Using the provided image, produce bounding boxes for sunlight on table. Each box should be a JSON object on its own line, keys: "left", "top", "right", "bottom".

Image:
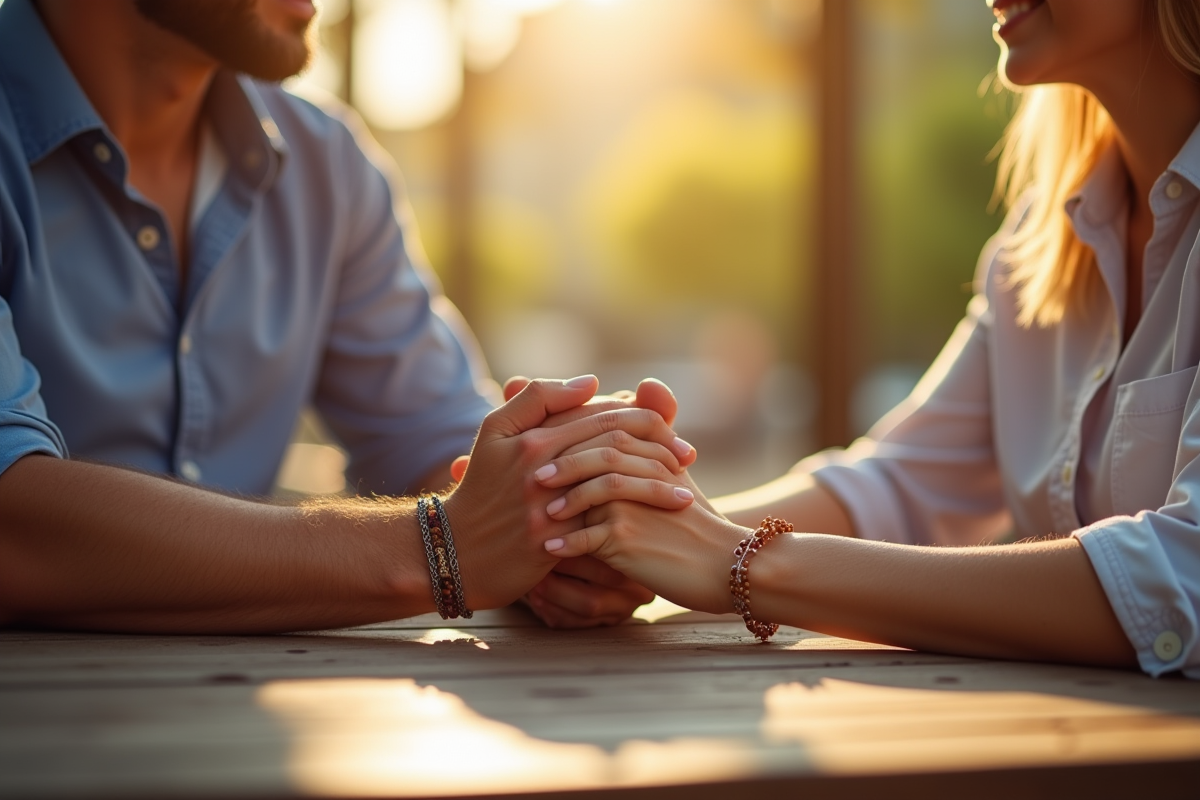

{"left": 761, "top": 678, "right": 1200, "bottom": 774}
{"left": 632, "top": 595, "right": 691, "bottom": 623}
{"left": 257, "top": 679, "right": 768, "bottom": 796}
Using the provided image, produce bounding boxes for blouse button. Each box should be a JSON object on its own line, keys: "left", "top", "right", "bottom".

{"left": 1166, "top": 180, "right": 1184, "bottom": 200}
{"left": 93, "top": 142, "right": 112, "bottom": 164}
{"left": 1061, "top": 463, "right": 1073, "bottom": 485}
{"left": 1092, "top": 365, "right": 1106, "bottom": 381}
{"left": 1153, "top": 631, "right": 1183, "bottom": 661}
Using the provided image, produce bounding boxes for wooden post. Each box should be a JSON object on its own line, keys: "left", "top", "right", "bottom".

{"left": 814, "top": 0, "right": 858, "bottom": 449}
{"left": 444, "top": 67, "right": 477, "bottom": 325}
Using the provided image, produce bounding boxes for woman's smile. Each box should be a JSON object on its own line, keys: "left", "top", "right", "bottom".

{"left": 991, "top": 0, "right": 1047, "bottom": 39}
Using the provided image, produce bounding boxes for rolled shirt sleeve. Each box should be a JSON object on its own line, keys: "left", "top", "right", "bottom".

{"left": 1074, "top": 403, "right": 1200, "bottom": 678}
{"left": 799, "top": 264, "right": 1010, "bottom": 549}
{"left": 0, "top": 295, "right": 67, "bottom": 476}
{"left": 313, "top": 112, "right": 494, "bottom": 496}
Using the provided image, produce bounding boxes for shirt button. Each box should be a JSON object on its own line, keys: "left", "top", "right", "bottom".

{"left": 1153, "top": 630, "right": 1183, "bottom": 661}
{"left": 180, "top": 460, "right": 202, "bottom": 483}
{"left": 1092, "top": 365, "right": 1106, "bottom": 381}
{"left": 93, "top": 142, "right": 112, "bottom": 163}
{"left": 179, "top": 334, "right": 193, "bottom": 356}
{"left": 136, "top": 225, "right": 161, "bottom": 251}
{"left": 1061, "top": 463, "right": 1073, "bottom": 484}
{"left": 1166, "top": 180, "right": 1184, "bottom": 200}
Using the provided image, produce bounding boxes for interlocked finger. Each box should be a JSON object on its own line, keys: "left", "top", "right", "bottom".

{"left": 555, "top": 430, "right": 683, "bottom": 473}
{"left": 528, "top": 571, "right": 649, "bottom": 625}
{"left": 535, "top": 447, "right": 679, "bottom": 490}
{"left": 545, "top": 474, "right": 693, "bottom": 520}
{"left": 544, "top": 408, "right": 691, "bottom": 466}
{"left": 552, "top": 555, "right": 652, "bottom": 599}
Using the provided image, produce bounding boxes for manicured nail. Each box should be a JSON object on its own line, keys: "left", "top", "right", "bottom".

{"left": 672, "top": 437, "right": 693, "bottom": 457}
{"left": 534, "top": 464, "right": 558, "bottom": 482}
{"left": 546, "top": 497, "right": 567, "bottom": 515}
{"left": 544, "top": 538, "right": 566, "bottom": 552}
{"left": 674, "top": 487, "right": 694, "bottom": 501}
{"left": 566, "top": 375, "right": 596, "bottom": 389}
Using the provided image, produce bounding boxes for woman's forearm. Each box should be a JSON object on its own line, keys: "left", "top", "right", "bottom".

{"left": 715, "top": 471, "right": 855, "bottom": 536}
{"left": 752, "top": 533, "right": 1137, "bottom": 668}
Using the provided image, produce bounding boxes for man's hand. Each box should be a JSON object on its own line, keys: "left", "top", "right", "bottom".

{"left": 451, "top": 375, "right": 690, "bottom": 629}
{"left": 525, "top": 556, "right": 655, "bottom": 628}
{"left": 444, "top": 376, "right": 693, "bottom": 611}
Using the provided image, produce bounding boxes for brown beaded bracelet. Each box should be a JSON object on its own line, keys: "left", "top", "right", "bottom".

{"left": 416, "top": 494, "right": 472, "bottom": 619}
{"left": 730, "top": 516, "right": 793, "bottom": 642}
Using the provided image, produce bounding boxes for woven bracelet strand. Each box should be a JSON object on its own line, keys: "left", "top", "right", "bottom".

{"left": 730, "top": 516, "right": 793, "bottom": 642}
{"left": 416, "top": 496, "right": 452, "bottom": 618}
{"left": 431, "top": 495, "right": 472, "bottom": 619}
{"left": 417, "top": 495, "right": 469, "bottom": 619}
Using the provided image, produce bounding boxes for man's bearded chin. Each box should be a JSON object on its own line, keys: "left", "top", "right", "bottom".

{"left": 134, "top": 0, "right": 313, "bottom": 82}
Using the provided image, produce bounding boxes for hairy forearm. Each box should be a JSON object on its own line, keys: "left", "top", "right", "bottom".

{"left": 715, "top": 471, "right": 855, "bottom": 536}
{"left": 0, "top": 455, "right": 432, "bottom": 634}
{"left": 753, "top": 533, "right": 1136, "bottom": 668}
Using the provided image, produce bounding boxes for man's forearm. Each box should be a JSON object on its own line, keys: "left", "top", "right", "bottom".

{"left": 0, "top": 455, "right": 432, "bottom": 633}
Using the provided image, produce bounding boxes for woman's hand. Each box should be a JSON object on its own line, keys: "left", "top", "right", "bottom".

{"left": 443, "top": 376, "right": 693, "bottom": 611}
{"left": 544, "top": 492, "right": 751, "bottom": 616}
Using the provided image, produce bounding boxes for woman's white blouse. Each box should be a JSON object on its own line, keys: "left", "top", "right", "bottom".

{"left": 804, "top": 132, "right": 1200, "bottom": 679}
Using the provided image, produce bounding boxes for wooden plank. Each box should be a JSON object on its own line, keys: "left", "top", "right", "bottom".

{"left": 0, "top": 623, "right": 944, "bottom": 691}
{"left": 3, "top": 661, "right": 1200, "bottom": 798}
{"left": 4, "top": 617, "right": 1200, "bottom": 799}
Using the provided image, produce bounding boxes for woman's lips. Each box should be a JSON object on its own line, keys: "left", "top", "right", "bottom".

{"left": 992, "top": 0, "right": 1046, "bottom": 38}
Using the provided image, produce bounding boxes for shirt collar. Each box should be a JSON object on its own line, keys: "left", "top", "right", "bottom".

{"left": 207, "top": 73, "right": 289, "bottom": 192}
{"left": 0, "top": 0, "right": 105, "bottom": 165}
{"left": 1166, "top": 118, "right": 1200, "bottom": 192}
{"left": 0, "top": 0, "right": 288, "bottom": 188}
{"left": 1065, "top": 142, "right": 1129, "bottom": 230}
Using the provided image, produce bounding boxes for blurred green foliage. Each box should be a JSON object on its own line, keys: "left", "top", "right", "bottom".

{"left": 582, "top": 90, "right": 811, "bottom": 357}
{"left": 864, "top": 70, "right": 1011, "bottom": 365}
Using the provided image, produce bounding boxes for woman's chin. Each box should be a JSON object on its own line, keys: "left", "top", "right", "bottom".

{"left": 999, "top": 52, "right": 1051, "bottom": 88}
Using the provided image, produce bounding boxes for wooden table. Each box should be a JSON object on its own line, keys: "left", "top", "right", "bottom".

{"left": 4, "top": 600, "right": 1200, "bottom": 799}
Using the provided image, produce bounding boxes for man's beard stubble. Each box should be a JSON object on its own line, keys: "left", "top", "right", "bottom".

{"left": 134, "top": 0, "right": 313, "bottom": 82}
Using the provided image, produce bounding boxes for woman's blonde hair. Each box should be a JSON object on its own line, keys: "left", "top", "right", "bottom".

{"left": 995, "top": 0, "right": 1200, "bottom": 328}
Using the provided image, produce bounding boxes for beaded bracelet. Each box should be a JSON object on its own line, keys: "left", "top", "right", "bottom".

{"left": 730, "top": 516, "right": 793, "bottom": 642}
{"left": 416, "top": 494, "right": 472, "bottom": 619}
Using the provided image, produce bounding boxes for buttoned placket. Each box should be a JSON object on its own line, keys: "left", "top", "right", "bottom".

{"left": 170, "top": 92, "right": 284, "bottom": 486}
{"left": 1046, "top": 201, "right": 1123, "bottom": 533}
{"left": 80, "top": 129, "right": 214, "bottom": 484}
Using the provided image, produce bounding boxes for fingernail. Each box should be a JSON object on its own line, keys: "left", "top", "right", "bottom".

{"left": 546, "top": 497, "right": 567, "bottom": 515}
{"left": 672, "top": 437, "right": 693, "bottom": 456}
{"left": 534, "top": 464, "right": 558, "bottom": 482}
{"left": 566, "top": 375, "right": 596, "bottom": 389}
{"left": 674, "top": 487, "right": 694, "bottom": 502}
{"left": 544, "top": 538, "right": 566, "bottom": 552}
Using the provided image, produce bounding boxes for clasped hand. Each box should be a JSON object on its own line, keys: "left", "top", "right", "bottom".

{"left": 441, "top": 374, "right": 700, "bottom": 623}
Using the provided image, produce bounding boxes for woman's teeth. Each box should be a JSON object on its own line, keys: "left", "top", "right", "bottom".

{"left": 995, "top": 1, "right": 1039, "bottom": 26}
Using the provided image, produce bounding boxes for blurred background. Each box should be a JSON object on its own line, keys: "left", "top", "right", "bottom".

{"left": 277, "top": 0, "right": 1013, "bottom": 498}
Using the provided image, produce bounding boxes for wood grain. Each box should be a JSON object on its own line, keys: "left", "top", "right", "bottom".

{"left": 3, "top": 610, "right": 1199, "bottom": 799}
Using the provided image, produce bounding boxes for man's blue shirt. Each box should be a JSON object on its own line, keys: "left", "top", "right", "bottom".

{"left": 0, "top": 0, "right": 492, "bottom": 495}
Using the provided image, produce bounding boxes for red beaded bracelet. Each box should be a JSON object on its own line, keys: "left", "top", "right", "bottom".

{"left": 730, "top": 516, "right": 793, "bottom": 642}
